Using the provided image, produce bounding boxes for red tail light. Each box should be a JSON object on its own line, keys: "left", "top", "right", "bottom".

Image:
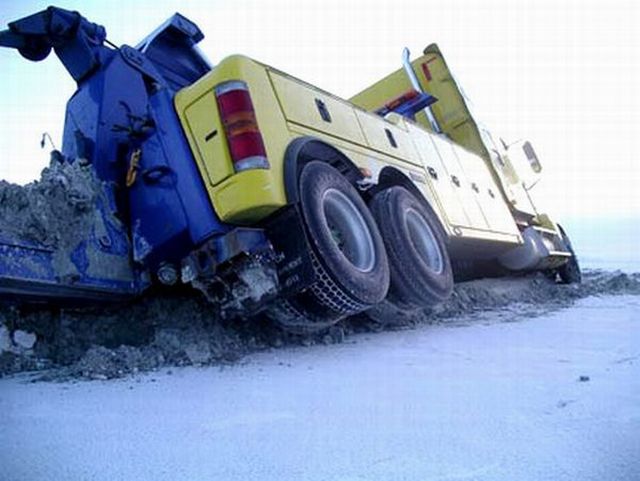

{"left": 215, "top": 80, "right": 269, "bottom": 172}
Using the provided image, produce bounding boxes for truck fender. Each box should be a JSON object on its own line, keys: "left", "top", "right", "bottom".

{"left": 283, "top": 136, "right": 363, "bottom": 203}
{"left": 371, "top": 166, "right": 442, "bottom": 222}
{"left": 369, "top": 165, "right": 453, "bottom": 254}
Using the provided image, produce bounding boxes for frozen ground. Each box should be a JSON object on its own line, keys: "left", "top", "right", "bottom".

{"left": 1, "top": 294, "right": 639, "bottom": 481}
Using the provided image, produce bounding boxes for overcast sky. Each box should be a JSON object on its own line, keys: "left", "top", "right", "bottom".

{"left": 1, "top": 0, "right": 638, "bottom": 221}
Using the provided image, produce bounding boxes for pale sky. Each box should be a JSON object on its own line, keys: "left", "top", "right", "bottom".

{"left": 1, "top": 0, "right": 638, "bottom": 221}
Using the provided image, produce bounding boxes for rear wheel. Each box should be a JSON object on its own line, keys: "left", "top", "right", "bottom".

{"left": 267, "top": 161, "right": 389, "bottom": 333}
{"left": 369, "top": 186, "right": 453, "bottom": 313}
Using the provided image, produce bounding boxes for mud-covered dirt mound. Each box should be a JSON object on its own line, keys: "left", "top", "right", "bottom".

{"left": 1, "top": 270, "right": 639, "bottom": 380}
{"left": 0, "top": 157, "right": 100, "bottom": 247}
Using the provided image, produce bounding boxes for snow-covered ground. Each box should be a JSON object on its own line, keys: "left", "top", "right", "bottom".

{"left": 1, "top": 295, "right": 638, "bottom": 481}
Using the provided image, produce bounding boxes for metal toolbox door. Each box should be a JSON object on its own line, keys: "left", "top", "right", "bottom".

{"left": 453, "top": 145, "right": 519, "bottom": 235}
{"left": 431, "top": 135, "right": 489, "bottom": 230}
{"left": 269, "top": 71, "right": 366, "bottom": 144}
{"left": 355, "top": 110, "right": 421, "bottom": 165}
{"left": 408, "top": 124, "right": 469, "bottom": 227}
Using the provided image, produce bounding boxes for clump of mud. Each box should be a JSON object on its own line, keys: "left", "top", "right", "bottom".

{"left": 0, "top": 157, "right": 98, "bottom": 245}
{"left": 1, "top": 270, "right": 639, "bottom": 380}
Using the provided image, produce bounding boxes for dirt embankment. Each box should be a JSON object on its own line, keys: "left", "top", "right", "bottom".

{"left": 1, "top": 269, "right": 639, "bottom": 381}
{"left": 0, "top": 158, "right": 105, "bottom": 270}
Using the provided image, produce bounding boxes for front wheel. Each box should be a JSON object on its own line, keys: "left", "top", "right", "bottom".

{"left": 557, "top": 225, "right": 581, "bottom": 284}
{"left": 266, "top": 161, "right": 390, "bottom": 333}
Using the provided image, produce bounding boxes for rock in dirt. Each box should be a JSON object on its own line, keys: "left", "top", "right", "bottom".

{"left": 0, "top": 324, "right": 12, "bottom": 353}
{"left": 12, "top": 330, "right": 36, "bottom": 350}
{"left": 72, "top": 345, "right": 162, "bottom": 380}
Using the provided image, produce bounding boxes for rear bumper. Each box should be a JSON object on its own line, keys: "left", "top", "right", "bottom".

{"left": 181, "top": 205, "right": 316, "bottom": 318}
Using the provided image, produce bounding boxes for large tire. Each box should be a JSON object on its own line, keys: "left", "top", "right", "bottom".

{"left": 267, "top": 161, "right": 390, "bottom": 333}
{"left": 369, "top": 186, "right": 453, "bottom": 310}
{"left": 557, "top": 225, "right": 581, "bottom": 284}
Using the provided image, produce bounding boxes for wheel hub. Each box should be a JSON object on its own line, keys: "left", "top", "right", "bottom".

{"left": 322, "top": 188, "right": 376, "bottom": 273}
{"left": 406, "top": 208, "right": 444, "bottom": 274}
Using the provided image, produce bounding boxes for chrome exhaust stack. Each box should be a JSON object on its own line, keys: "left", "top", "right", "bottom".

{"left": 401, "top": 47, "right": 441, "bottom": 133}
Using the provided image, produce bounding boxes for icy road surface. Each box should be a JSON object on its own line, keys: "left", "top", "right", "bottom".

{"left": 1, "top": 295, "right": 639, "bottom": 481}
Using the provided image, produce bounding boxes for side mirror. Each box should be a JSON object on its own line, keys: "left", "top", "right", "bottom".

{"left": 522, "top": 141, "right": 542, "bottom": 173}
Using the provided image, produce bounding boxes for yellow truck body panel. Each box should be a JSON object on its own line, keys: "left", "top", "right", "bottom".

{"left": 350, "top": 44, "right": 487, "bottom": 160}
{"left": 175, "top": 55, "right": 290, "bottom": 224}
{"left": 175, "top": 53, "right": 525, "bottom": 252}
{"left": 350, "top": 44, "right": 554, "bottom": 223}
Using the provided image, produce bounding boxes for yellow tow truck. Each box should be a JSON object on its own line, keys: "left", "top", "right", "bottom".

{"left": 0, "top": 8, "right": 580, "bottom": 332}
{"left": 175, "top": 43, "right": 580, "bottom": 328}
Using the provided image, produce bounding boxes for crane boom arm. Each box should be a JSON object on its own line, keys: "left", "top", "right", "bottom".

{"left": 0, "top": 6, "right": 106, "bottom": 82}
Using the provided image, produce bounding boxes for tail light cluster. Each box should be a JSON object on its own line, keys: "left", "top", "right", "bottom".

{"left": 214, "top": 80, "right": 269, "bottom": 172}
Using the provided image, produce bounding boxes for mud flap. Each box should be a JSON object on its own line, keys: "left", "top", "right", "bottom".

{"left": 264, "top": 205, "right": 316, "bottom": 297}
{"left": 181, "top": 211, "right": 315, "bottom": 318}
